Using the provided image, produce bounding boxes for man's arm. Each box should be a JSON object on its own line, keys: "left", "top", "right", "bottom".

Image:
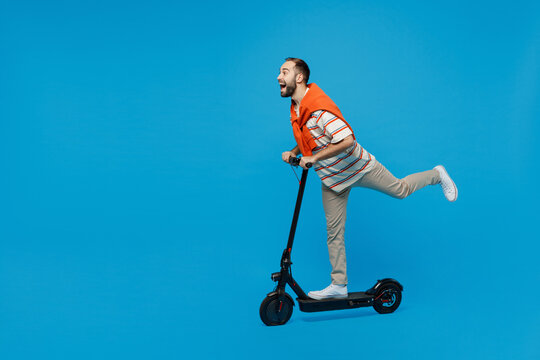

{"left": 282, "top": 145, "right": 300, "bottom": 163}
{"left": 299, "top": 135, "right": 354, "bottom": 169}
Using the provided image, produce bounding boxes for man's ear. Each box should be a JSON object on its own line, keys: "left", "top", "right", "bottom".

{"left": 296, "top": 72, "right": 303, "bottom": 84}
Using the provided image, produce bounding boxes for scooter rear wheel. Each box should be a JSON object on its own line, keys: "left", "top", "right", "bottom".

{"left": 373, "top": 283, "right": 402, "bottom": 314}
{"left": 259, "top": 293, "right": 294, "bottom": 326}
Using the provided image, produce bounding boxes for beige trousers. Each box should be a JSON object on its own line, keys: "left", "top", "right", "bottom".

{"left": 321, "top": 159, "right": 440, "bottom": 285}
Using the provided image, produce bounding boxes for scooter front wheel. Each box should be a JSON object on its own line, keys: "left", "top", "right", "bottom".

{"left": 259, "top": 293, "right": 294, "bottom": 326}
{"left": 373, "top": 283, "right": 402, "bottom": 314}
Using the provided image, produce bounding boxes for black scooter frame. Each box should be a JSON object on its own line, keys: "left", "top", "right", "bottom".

{"left": 271, "top": 167, "right": 310, "bottom": 300}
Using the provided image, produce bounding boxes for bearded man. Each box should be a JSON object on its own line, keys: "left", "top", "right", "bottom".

{"left": 277, "top": 57, "right": 457, "bottom": 300}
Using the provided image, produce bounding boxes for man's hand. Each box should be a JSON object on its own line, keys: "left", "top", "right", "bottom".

{"left": 282, "top": 151, "right": 296, "bottom": 164}
{"left": 300, "top": 155, "right": 317, "bottom": 169}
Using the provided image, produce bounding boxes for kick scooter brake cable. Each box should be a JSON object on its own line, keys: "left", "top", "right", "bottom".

{"left": 290, "top": 164, "right": 301, "bottom": 184}
{"left": 288, "top": 156, "right": 312, "bottom": 184}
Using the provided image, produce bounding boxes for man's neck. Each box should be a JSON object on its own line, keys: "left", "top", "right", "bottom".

{"left": 292, "top": 83, "right": 308, "bottom": 107}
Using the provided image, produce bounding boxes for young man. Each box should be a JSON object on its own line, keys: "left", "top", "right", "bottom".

{"left": 277, "top": 57, "right": 457, "bottom": 300}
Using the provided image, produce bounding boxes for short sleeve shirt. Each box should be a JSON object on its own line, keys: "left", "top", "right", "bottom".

{"left": 306, "top": 110, "right": 375, "bottom": 192}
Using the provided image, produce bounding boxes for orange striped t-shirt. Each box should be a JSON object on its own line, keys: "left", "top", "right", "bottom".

{"left": 307, "top": 110, "right": 375, "bottom": 192}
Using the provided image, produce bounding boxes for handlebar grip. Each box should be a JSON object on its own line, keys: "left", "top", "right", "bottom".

{"left": 289, "top": 156, "right": 312, "bottom": 168}
{"left": 289, "top": 156, "right": 301, "bottom": 166}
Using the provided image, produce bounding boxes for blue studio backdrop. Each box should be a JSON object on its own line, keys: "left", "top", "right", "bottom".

{"left": 1, "top": 1, "right": 539, "bottom": 359}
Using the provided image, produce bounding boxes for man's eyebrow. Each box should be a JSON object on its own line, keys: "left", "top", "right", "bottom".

{"left": 280, "top": 67, "right": 289, "bottom": 72}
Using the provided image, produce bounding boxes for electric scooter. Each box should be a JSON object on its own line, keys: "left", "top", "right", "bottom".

{"left": 259, "top": 156, "right": 403, "bottom": 326}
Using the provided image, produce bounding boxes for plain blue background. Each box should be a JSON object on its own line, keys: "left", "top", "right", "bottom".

{"left": 1, "top": 0, "right": 539, "bottom": 359}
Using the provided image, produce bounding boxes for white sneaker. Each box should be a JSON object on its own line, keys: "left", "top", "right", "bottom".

{"left": 434, "top": 165, "right": 458, "bottom": 202}
{"left": 308, "top": 284, "right": 348, "bottom": 300}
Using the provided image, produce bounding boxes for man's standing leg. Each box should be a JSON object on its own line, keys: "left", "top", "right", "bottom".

{"left": 321, "top": 184, "right": 351, "bottom": 285}
{"left": 307, "top": 184, "right": 351, "bottom": 299}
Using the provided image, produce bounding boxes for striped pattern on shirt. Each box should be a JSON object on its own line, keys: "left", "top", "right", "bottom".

{"left": 306, "top": 110, "right": 375, "bottom": 192}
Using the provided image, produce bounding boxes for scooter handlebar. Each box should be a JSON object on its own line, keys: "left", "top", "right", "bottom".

{"left": 289, "top": 156, "right": 312, "bottom": 168}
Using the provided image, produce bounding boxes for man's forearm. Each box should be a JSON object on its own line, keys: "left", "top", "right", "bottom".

{"left": 290, "top": 145, "right": 300, "bottom": 156}
{"left": 313, "top": 135, "right": 354, "bottom": 162}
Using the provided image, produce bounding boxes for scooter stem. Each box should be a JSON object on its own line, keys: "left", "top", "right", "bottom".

{"left": 286, "top": 168, "right": 309, "bottom": 252}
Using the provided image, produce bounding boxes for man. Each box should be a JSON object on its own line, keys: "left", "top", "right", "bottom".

{"left": 277, "top": 57, "right": 457, "bottom": 300}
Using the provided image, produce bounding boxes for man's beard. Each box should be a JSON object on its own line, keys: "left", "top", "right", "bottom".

{"left": 281, "top": 82, "right": 296, "bottom": 97}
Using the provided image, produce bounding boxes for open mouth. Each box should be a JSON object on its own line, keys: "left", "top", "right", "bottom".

{"left": 279, "top": 83, "right": 286, "bottom": 90}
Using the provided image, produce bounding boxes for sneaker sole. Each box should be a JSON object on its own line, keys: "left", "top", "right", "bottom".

{"left": 436, "top": 165, "right": 458, "bottom": 202}
{"left": 307, "top": 293, "right": 348, "bottom": 300}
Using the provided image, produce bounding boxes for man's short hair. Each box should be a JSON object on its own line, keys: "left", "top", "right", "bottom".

{"left": 285, "top": 57, "right": 310, "bottom": 84}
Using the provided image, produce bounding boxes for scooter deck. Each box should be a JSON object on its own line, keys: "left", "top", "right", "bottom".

{"left": 297, "top": 291, "right": 373, "bottom": 313}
